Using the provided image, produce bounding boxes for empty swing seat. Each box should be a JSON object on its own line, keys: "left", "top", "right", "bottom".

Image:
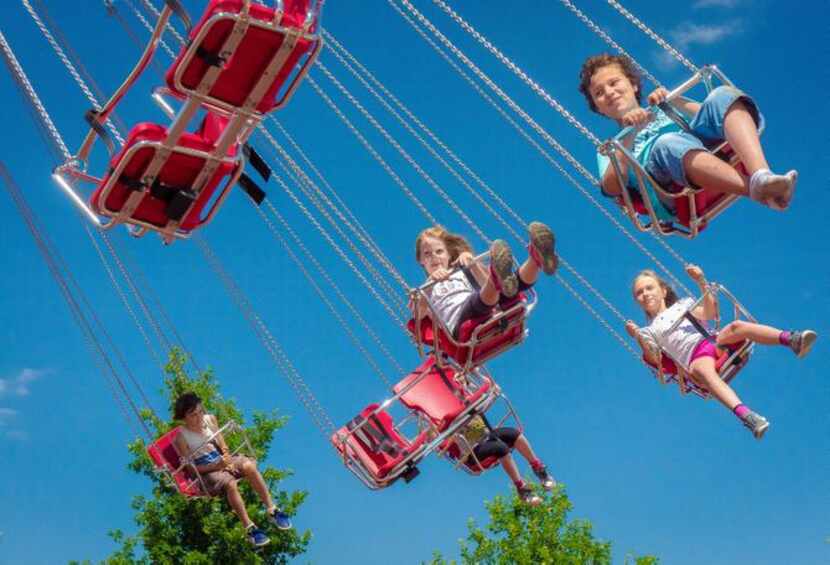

{"left": 331, "top": 404, "right": 428, "bottom": 487}
{"left": 90, "top": 112, "right": 241, "bottom": 234}
{"left": 165, "top": 0, "right": 321, "bottom": 115}
{"left": 393, "top": 357, "right": 493, "bottom": 432}
{"left": 147, "top": 428, "right": 204, "bottom": 497}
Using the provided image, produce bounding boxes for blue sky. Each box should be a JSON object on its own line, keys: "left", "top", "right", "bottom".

{"left": 1, "top": 1, "right": 828, "bottom": 564}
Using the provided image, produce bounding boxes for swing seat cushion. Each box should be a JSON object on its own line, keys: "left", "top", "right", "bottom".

{"left": 645, "top": 340, "right": 750, "bottom": 377}
{"left": 442, "top": 440, "right": 501, "bottom": 474}
{"left": 393, "top": 357, "right": 492, "bottom": 432}
{"left": 90, "top": 114, "right": 238, "bottom": 231}
{"left": 147, "top": 428, "right": 203, "bottom": 497}
{"left": 165, "top": 0, "right": 318, "bottom": 114}
{"left": 331, "top": 404, "right": 426, "bottom": 480}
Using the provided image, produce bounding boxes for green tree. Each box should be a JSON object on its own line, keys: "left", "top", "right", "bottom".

{"left": 72, "top": 349, "right": 310, "bottom": 564}
{"left": 427, "top": 487, "right": 657, "bottom": 565}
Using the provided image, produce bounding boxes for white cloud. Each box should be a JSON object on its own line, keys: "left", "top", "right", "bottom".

{"left": 0, "top": 368, "right": 50, "bottom": 397}
{"left": 654, "top": 21, "right": 742, "bottom": 70}
{"left": 694, "top": 0, "right": 740, "bottom": 8}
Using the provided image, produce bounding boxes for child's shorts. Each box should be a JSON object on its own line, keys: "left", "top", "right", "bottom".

{"left": 200, "top": 455, "right": 254, "bottom": 496}
{"left": 689, "top": 337, "right": 718, "bottom": 364}
{"left": 645, "top": 86, "right": 765, "bottom": 190}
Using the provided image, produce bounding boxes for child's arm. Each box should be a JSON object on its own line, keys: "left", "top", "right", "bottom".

{"left": 686, "top": 264, "right": 717, "bottom": 321}
{"left": 626, "top": 320, "right": 660, "bottom": 365}
{"left": 408, "top": 292, "right": 431, "bottom": 320}
{"left": 600, "top": 133, "right": 637, "bottom": 196}
{"left": 648, "top": 88, "right": 701, "bottom": 118}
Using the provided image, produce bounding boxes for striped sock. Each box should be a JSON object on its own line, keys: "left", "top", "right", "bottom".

{"left": 779, "top": 330, "right": 791, "bottom": 346}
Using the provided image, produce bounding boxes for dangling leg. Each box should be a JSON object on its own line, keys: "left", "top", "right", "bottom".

{"left": 513, "top": 433, "right": 556, "bottom": 490}
{"left": 689, "top": 356, "right": 769, "bottom": 439}
{"left": 225, "top": 480, "right": 255, "bottom": 528}
{"left": 475, "top": 436, "right": 540, "bottom": 505}
{"left": 717, "top": 320, "right": 817, "bottom": 358}
{"left": 239, "top": 458, "right": 292, "bottom": 530}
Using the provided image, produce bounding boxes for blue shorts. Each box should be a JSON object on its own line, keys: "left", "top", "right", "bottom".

{"left": 645, "top": 86, "right": 765, "bottom": 190}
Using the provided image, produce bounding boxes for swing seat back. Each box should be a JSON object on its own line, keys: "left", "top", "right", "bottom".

{"left": 90, "top": 113, "right": 241, "bottom": 234}
{"left": 147, "top": 428, "right": 204, "bottom": 497}
{"left": 165, "top": 0, "right": 321, "bottom": 115}
{"left": 393, "top": 357, "right": 492, "bottom": 432}
{"left": 331, "top": 404, "right": 427, "bottom": 484}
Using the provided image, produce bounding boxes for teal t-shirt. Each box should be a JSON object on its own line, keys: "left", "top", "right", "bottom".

{"left": 596, "top": 109, "right": 680, "bottom": 217}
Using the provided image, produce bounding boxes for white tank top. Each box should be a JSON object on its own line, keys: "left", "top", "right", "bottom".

{"left": 427, "top": 269, "right": 476, "bottom": 334}
{"left": 178, "top": 415, "right": 218, "bottom": 459}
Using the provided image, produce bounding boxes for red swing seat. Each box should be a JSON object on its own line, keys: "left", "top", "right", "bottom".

{"left": 407, "top": 294, "right": 530, "bottom": 369}
{"left": 147, "top": 428, "right": 205, "bottom": 497}
{"left": 441, "top": 439, "right": 501, "bottom": 475}
{"left": 165, "top": 0, "right": 321, "bottom": 116}
{"left": 644, "top": 339, "right": 751, "bottom": 398}
{"left": 89, "top": 112, "right": 242, "bottom": 235}
{"left": 331, "top": 404, "right": 429, "bottom": 489}
{"left": 392, "top": 356, "right": 494, "bottom": 433}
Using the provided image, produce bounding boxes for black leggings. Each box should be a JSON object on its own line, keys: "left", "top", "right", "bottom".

{"left": 470, "top": 427, "right": 520, "bottom": 462}
{"left": 453, "top": 273, "right": 533, "bottom": 339}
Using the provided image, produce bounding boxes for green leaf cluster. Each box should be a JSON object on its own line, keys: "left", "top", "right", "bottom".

{"left": 427, "top": 486, "right": 657, "bottom": 565}
{"left": 71, "top": 349, "right": 310, "bottom": 564}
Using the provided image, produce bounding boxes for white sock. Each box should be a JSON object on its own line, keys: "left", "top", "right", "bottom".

{"left": 748, "top": 168, "right": 772, "bottom": 200}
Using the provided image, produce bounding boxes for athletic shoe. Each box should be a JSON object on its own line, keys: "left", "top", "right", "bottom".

{"left": 532, "top": 465, "right": 556, "bottom": 491}
{"left": 741, "top": 411, "right": 770, "bottom": 440}
{"left": 516, "top": 484, "right": 542, "bottom": 506}
{"left": 270, "top": 508, "right": 293, "bottom": 530}
{"left": 247, "top": 527, "right": 270, "bottom": 547}
{"left": 489, "top": 239, "right": 518, "bottom": 297}
{"left": 750, "top": 169, "right": 797, "bottom": 211}
{"left": 528, "top": 222, "right": 558, "bottom": 275}
{"left": 789, "top": 329, "right": 817, "bottom": 359}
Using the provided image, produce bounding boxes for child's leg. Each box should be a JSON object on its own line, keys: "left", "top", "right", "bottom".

{"left": 716, "top": 320, "right": 783, "bottom": 346}
{"left": 239, "top": 458, "right": 276, "bottom": 513}
{"left": 682, "top": 149, "right": 749, "bottom": 196}
{"left": 225, "top": 480, "right": 255, "bottom": 528}
{"left": 723, "top": 100, "right": 768, "bottom": 175}
{"left": 483, "top": 240, "right": 518, "bottom": 301}
{"left": 498, "top": 453, "right": 523, "bottom": 484}
{"left": 512, "top": 433, "right": 542, "bottom": 467}
{"left": 689, "top": 356, "right": 743, "bottom": 411}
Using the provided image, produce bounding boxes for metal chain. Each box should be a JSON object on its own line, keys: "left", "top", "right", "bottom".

{"left": 606, "top": 0, "right": 698, "bottom": 74}
{"left": 22, "top": 0, "right": 125, "bottom": 146}
{"left": 257, "top": 202, "right": 402, "bottom": 386}
{"left": 557, "top": 0, "right": 662, "bottom": 88}
{"left": 119, "top": 0, "right": 179, "bottom": 60}
{"left": 425, "top": 0, "right": 602, "bottom": 146}
{"left": 195, "top": 235, "right": 336, "bottom": 436}
{"left": 256, "top": 124, "right": 410, "bottom": 313}
{"left": 315, "top": 62, "right": 490, "bottom": 247}
{"left": 390, "top": 0, "right": 693, "bottom": 297}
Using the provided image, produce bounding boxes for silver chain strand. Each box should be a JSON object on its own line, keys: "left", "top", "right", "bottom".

{"left": 557, "top": 0, "right": 662, "bottom": 88}
{"left": 606, "top": 0, "right": 698, "bottom": 74}
{"left": 427, "top": 0, "right": 602, "bottom": 146}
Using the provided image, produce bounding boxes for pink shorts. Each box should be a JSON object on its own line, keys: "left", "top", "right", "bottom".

{"left": 689, "top": 338, "right": 718, "bottom": 363}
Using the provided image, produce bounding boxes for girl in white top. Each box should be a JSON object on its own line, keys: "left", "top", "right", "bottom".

{"left": 411, "top": 222, "right": 558, "bottom": 338}
{"left": 172, "top": 392, "right": 292, "bottom": 547}
{"left": 625, "top": 265, "right": 817, "bottom": 439}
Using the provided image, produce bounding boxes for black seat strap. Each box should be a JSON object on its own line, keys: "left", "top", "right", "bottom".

{"left": 196, "top": 46, "right": 224, "bottom": 67}
{"left": 683, "top": 312, "right": 715, "bottom": 342}
{"left": 243, "top": 144, "right": 272, "bottom": 182}
{"left": 238, "top": 173, "right": 266, "bottom": 205}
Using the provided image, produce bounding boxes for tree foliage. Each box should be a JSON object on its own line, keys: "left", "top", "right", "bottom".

{"left": 427, "top": 486, "right": 657, "bottom": 565}
{"left": 72, "top": 349, "right": 310, "bottom": 565}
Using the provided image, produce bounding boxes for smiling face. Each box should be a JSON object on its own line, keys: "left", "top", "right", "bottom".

{"left": 589, "top": 63, "right": 641, "bottom": 122}
{"left": 183, "top": 403, "right": 205, "bottom": 430}
{"left": 418, "top": 235, "right": 450, "bottom": 276}
{"left": 633, "top": 274, "right": 668, "bottom": 317}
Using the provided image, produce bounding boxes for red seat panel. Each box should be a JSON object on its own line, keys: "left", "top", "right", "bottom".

{"left": 90, "top": 119, "right": 237, "bottom": 230}
{"left": 394, "top": 358, "right": 465, "bottom": 432}
{"left": 165, "top": 0, "right": 317, "bottom": 114}
{"left": 147, "top": 428, "right": 203, "bottom": 497}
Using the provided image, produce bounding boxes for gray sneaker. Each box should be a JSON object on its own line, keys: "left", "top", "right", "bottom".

{"left": 789, "top": 329, "right": 817, "bottom": 359}
{"left": 516, "top": 484, "right": 542, "bottom": 506}
{"left": 528, "top": 221, "right": 558, "bottom": 275}
{"left": 489, "top": 239, "right": 518, "bottom": 297}
{"left": 532, "top": 465, "right": 556, "bottom": 491}
{"left": 741, "top": 411, "right": 770, "bottom": 440}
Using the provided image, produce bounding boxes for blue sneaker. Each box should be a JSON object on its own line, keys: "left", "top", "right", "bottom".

{"left": 270, "top": 508, "right": 293, "bottom": 530}
{"left": 247, "top": 526, "right": 270, "bottom": 547}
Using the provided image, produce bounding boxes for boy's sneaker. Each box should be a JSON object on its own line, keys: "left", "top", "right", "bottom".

{"left": 528, "top": 222, "right": 558, "bottom": 275}
{"left": 741, "top": 411, "right": 770, "bottom": 440}
{"left": 532, "top": 465, "right": 557, "bottom": 491}
{"left": 247, "top": 526, "right": 270, "bottom": 547}
{"left": 269, "top": 508, "right": 293, "bottom": 530}
{"left": 749, "top": 169, "right": 797, "bottom": 211}
{"left": 789, "top": 329, "right": 817, "bottom": 359}
{"left": 489, "top": 239, "right": 518, "bottom": 297}
{"left": 516, "top": 484, "right": 542, "bottom": 506}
